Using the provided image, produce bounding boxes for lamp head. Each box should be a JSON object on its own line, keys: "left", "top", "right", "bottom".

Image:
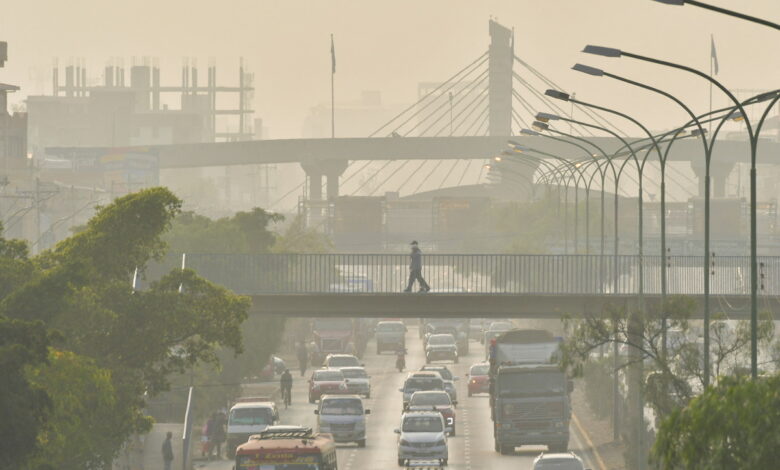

{"left": 652, "top": 0, "right": 685, "bottom": 5}
{"left": 520, "top": 128, "right": 540, "bottom": 136}
{"left": 535, "top": 112, "right": 560, "bottom": 122}
{"left": 494, "top": 156, "right": 502, "bottom": 162}
{"left": 572, "top": 63, "right": 605, "bottom": 77}
{"left": 729, "top": 111, "right": 744, "bottom": 122}
{"left": 501, "top": 150, "right": 514, "bottom": 156}
{"left": 532, "top": 121, "right": 550, "bottom": 131}
{"left": 582, "top": 45, "right": 622, "bottom": 57}
{"left": 545, "top": 89, "right": 571, "bottom": 101}
{"left": 691, "top": 128, "right": 708, "bottom": 137}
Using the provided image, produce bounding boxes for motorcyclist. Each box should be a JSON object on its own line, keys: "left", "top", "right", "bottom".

{"left": 396, "top": 346, "right": 407, "bottom": 372}
{"left": 280, "top": 368, "right": 293, "bottom": 408}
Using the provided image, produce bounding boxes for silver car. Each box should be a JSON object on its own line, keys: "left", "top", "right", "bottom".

{"left": 395, "top": 411, "right": 448, "bottom": 466}
{"left": 341, "top": 366, "right": 371, "bottom": 398}
{"left": 532, "top": 452, "right": 590, "bottom": 470}
{"left": 315, "top": 395, "right": 370, "bottom": 447}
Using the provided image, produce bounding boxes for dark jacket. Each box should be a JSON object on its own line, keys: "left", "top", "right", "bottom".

{"left": 280, "top": 370, "right": 293, "bottom": 389}
{"left": 162, "top": 437, "right": 174, "bottom": 462}
{"left": 409, "top": 246, "right": 422, "bottom": 270}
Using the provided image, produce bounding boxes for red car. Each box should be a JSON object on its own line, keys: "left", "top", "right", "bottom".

{"left": 308, "top": 369, "right": 348, "bottom": 403}
{"left": 405, "top": 390, "right": 457, "bottom": 435}
{"left": 467, "top": 362, "right": 490, "bottom": 396}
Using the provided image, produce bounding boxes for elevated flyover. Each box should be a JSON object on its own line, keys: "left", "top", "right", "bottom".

{"left": 152, "top": 253, "right": 780, "bottom": 319}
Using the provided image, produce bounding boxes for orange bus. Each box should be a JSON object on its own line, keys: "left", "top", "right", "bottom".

{"left": 234, "top": 427, "right": 338, "bottom": 470}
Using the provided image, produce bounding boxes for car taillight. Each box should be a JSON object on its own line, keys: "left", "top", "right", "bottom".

{"left": 471, "top": 379, "right": 477, "bottom": 384}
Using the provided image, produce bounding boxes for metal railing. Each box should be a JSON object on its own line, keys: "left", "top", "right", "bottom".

{"left": 149, "top": 253, "right": 780, "bottom": 296}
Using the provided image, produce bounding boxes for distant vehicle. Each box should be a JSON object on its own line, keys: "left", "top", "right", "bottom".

{"left": 395, "top": 411, "right": 448, "bottom": 467}
{"left": 489, "top": 329, "right": 571, "bottom": 454}
{"left": 419, "top": 365, "right": 459, "bottom": 402}
{"left": 235, "top": 426, "right": 338, "bottom": 470}
{"left": 340, "top": 366, "right": 371, "bottom": 398}
{"left": 226, "top": 400, "right": 279, "bottom": 457}
{"left": 258, "top": 355, "right": 285, "bottom": 381}
{"left": 405, "top": 390, "right": 457, "bottom": 435}
{"left": 422, "top": 318, "right": 470, "bottom": 354}
{"left": 531, "top": 452, "right": 589, "bottom": 470}
{"left": 315, "top": 395, "right": 371, "bottom": 447}
{"left": 469, "top": 320, "right": 484, "bottom": 341}
{"left": 399, "top": 372, "right": 445, "bottom": 407}
{"left": 312, "top": 318, "right": 357, "bottom": 365}
{"left": 375, "top": 321, "right": 407, "bottom": 353}
{"left": 324, "top": 354, "right": 362, "bottom": 369}
{"left": 467, "top": 362, "right": 490, "bottom": 396}
{"left": 308, "top": 369, "right": 349, "bottom": 403}
{"left": 425, "top": 334, "right": 458, "bottom": 364}
{"left": 481, "top": 320, "right": 513, "bottom": 345}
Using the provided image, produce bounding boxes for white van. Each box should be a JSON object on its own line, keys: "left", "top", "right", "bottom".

{"left": 315, "top": 395, "right": 370, "bottom": 447}
{"left": 226, "top": 401, "right": 279, "bottom": 457}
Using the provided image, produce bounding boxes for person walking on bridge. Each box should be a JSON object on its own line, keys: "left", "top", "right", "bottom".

{"left": 404, "top": 240, "right": 430, "bottom": 293}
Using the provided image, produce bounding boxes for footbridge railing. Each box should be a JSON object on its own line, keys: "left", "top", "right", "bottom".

{"left": 149, "top": 254, "right": 780, "bottom": 297}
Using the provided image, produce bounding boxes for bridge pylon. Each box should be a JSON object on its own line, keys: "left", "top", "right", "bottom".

{"left": 488, "top": 20, "right": 513, "bottom": 137}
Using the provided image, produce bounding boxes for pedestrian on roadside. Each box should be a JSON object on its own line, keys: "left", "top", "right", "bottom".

{"left": 162, "top": 431, "right": 174, "bottom": 470}
{"left": 404, "top": 240, "right": 430, "bottom": 293}
{"left": 297, "top": 341, "right": 308, "bottom": 377}
{"left": 212, "top": 410, "right": 227, "bottom": 458}
{"left": 200, "top": 421, "right": 210, "bottom": 457}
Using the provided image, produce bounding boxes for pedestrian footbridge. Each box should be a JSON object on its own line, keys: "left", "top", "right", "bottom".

{"left": 151, "top": 253, "right": 780, "bottom": 319}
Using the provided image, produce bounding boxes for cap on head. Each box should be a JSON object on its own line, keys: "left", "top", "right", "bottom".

{"left": 166, "top": 431, "right": 173, "bottom": 438}
{"left": 410, "top": 240, "right": 419, "bottom": 246}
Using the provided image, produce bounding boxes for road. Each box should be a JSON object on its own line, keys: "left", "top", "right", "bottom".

{"left": 198, "top": 324, "right": 598, "bottom": 470}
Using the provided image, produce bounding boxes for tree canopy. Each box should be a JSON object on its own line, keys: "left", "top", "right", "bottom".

{"left": 0, "top": 188, "right": 251, "bottom": 469}
{"left": 652, "top": 374, "right": 780, "bottom": 469}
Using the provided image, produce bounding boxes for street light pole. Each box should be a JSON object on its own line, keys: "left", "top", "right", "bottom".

{"left": 652, "top": 0, "right": 780, "bottom": 31}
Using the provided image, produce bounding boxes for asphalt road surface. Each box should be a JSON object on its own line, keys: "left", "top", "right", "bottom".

{"left": 199, "top": 324, "right": 597, "bottom": 470}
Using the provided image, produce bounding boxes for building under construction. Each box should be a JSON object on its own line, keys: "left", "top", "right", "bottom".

{"left": 27, "top": 57, "right": 254, "bottom": 159}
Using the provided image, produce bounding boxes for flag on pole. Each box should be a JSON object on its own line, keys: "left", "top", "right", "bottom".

{"left": 710, "top": 34, "right": 719, "bottom": 75}
{"left": 330, "top": 34, "right": 336, "bottom": 74}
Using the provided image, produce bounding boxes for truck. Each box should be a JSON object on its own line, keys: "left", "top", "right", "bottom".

{"left": 311, "top": 318, "right": 356, "bottom": 366}
{"left": 488, "top": 329, "right": 572, "bottom": 455}
{"left": 422, "top": 318, "right": 470, "bottom": 355}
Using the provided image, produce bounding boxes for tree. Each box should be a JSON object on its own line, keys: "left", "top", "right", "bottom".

{"left": 562, "top": 297, "right": 775, "bottom": 422}
{"left": 0, "top": 317, "right": 51, "bottom": 470}
{"left": 25, "top": 350, "right": 140, "bottom": 470}
{"left": 651, "top": 374, "right": 780, "bottom": 469}
{"left": 272, "top": 214, "right": 333, "bottom": 253}
{"left": 1, "top": 188, "right": 251, "bottom": 466}
{"left": 165, "top": 208, "right": 283, "bottom": 254}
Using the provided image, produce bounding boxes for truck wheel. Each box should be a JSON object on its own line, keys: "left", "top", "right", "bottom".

{"left": 397, "top": 458, "right": 405, "bottom": 467}
{"left": 426, "top": 356, "right": 431, "bottom": 364}
{"left": 494, "top": 439, "right": 500, "bottom": 452}
{"left": 441, "top": 458, "right": 448, "bottom": 466}
{"left": 499, "top": 444, "right": 513, "bottom": 455}
{"left": 308, "top": 395, "right": 315, "bottom": 404}
{"left": 357, "top": 439, "right": 366, "bottom": 448}
{"left": 450, "top": 425, "right": 456, "bottom": 436}
{"left": 365, "top": 391, "right": 371, "bottom": 399}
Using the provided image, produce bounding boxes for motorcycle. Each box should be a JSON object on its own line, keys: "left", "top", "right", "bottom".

{"left": 396, "top": 349, "right": 406, "bottom": 372}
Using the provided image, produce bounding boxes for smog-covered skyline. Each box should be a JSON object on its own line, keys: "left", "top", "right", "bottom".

{"left": 3, "top": 0, "right": 779, "bottom": 139}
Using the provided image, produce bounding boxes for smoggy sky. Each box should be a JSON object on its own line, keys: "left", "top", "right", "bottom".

{"left": 2, "top": 0, "right": 779, "bottom": 139}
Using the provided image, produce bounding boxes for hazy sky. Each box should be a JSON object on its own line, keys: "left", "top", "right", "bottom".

{"left": 2, "top": 0, "right": 779, "bottom": 138}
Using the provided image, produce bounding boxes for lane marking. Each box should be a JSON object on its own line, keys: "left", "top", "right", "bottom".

{"left": 572, "top": 412, "right": 608, "bottom": 470}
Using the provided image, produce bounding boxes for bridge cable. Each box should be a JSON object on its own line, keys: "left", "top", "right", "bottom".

{"left": 348, "top": 160, "right": 395, "bottom": 195}
{"left": 397, "top": 160, "right": 429, "bottom": 193}
{"left": 513, "top": 72, "right": 596, "bottom": 138}
{"left": 432, "top": 79, "right": 489, "bottom": 136}
{"left": 463, "top": 105, "right": 490, "bottom": 136}
{"left": 413, "top": 159, "right": 447, "bottom": 194}
{"left": 369, "top": 52, "right": 488, "bottom": 137}
{"left": 404, "top": 67, "right": 490, "bottom": 136}
{"left": 438, "top": 160, "right": 463, "bottom": 189}
{"left": 451, "top": 92, "right": 490, "bottom": 136}
{"left": 367, "top": 160, "right": 413, "bottom": 196}
{"left": 419, "top": 73, "right": 490, "bottom": 137}
{"left": 456, "top": 159, "right": 474, "bottom": 187}
{"left": 514, "top": 55, "right": 628, "bottom": 135}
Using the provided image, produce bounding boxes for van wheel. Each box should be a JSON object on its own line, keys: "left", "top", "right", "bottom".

{"left": 357, "top": 439, "right": 366, "bottom": 448}
{"left": 308, "top": 395, "right": 315, "bottom": 404}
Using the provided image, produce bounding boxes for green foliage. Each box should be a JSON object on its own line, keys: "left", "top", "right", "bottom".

{"left": 0, "top": 317, "right": 51, "bottom": 470}
{"left": 582, "top": 356, "right": 616, "bottom": 420}
{"left": 0, "top": 222, "right": 35, "bottom": 301}
{"left": 651, "top": 374, "right": 780, "bottom": 469}
{"left": 165, "top": 208, "right": 283, "bottom": 254}
{"left": 272, "top": 214, "right": 333, "bottom": 253}
{"left": 25, "top": 350, "right": 146, "bottom": 470}
{"left": 0, "top": 188, "right": 252, "bottom": 467}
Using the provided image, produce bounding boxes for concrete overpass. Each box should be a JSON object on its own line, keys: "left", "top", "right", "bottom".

{"left": 247, "top": 292, "right": 780, "bottom": 319}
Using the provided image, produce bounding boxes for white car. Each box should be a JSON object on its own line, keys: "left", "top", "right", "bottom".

{"left": 324, "top": 354, "right": 362, "bottom": 369}
{"left": 395, "top": 411, "right": 448, "bottom": 467}
{"left": 425, "top": 334, "right": 458, "bottom": 364}
{"left": 420, "top": 365, "right": 459, "bottom": 403}
{"left": 341, "top": 366, "right": 371, "bottom": 398}
{"left": 532, "top": 452, "right": 590, "bottom": 470}
{"left": 315, "top": 395, "right": 370, "bottom": 447}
